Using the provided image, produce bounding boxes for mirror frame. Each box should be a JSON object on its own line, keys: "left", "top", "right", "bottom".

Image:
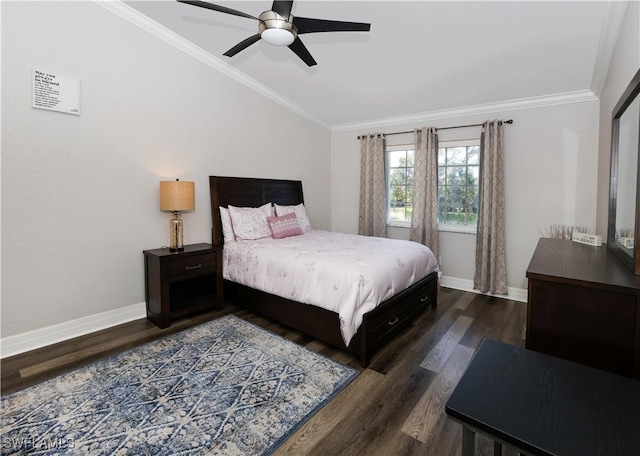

{"left": 608, "top": 68, "right": 640, "bottom": 274}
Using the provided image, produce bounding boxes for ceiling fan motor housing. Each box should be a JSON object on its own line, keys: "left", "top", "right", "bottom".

{"left": 258, "top": 10, "right": 298, "bottom": 46}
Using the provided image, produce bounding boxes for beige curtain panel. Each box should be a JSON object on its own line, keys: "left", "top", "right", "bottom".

{"left": 410, "top": 127, "right": 439, "bottom": 257}
{"left": 474, "top": 120, "right": 507, "bottom": 294}
{"left": 358, "top": 134, "right": 387, "bottom": 237}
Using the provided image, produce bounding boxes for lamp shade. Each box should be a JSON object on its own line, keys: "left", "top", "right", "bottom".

{"left": 160, "top": 180, "right": 195, "bottom": 212}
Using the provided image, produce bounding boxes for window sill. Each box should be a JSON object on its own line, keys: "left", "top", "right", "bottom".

{"left": 386, "top": 223, "right": 477, "bottom": 235}
{"left": 438, "top": 224, "right": 477, "bottom": 235}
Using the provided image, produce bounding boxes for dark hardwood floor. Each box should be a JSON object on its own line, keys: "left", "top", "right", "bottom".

{"left": 1, "top": 287, "right": 526, "bottom": 455}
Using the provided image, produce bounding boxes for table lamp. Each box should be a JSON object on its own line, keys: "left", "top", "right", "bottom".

{"left": 160, "top": 179, "right": 195, "bottom": 252}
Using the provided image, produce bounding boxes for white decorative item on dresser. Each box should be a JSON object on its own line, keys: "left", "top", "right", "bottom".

{"left": 571, "top": 231, "right": 602, "bottom": 247}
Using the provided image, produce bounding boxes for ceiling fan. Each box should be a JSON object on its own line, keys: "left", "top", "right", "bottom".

{"left": 176, "top": 0, "right": 371, "bottom": 66}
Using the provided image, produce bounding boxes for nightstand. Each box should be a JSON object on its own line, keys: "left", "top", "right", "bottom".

{"left": 143, "top": 243, "right": 223, "bottom": 328}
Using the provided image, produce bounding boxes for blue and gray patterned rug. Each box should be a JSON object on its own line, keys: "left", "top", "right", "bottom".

{"left": 1, "top": 315, "right": 358, "bottom": 455}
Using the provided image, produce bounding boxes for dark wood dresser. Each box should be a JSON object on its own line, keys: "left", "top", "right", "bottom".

{"left": 526, "top": 238, "right": 640, "bottom": 380}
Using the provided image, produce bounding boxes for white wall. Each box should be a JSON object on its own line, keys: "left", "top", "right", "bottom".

{"left": 596, "top": 1, "right": 640, "bottom": 236}
{"left": 331, "top": 100, "right": 600, "bottom": 292}
{"left": 1, "top": 1, "right": 331, "bottom": 338}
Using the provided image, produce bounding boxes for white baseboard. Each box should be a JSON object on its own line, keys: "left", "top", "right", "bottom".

{"left": 440, "top": 275, "right": 528, "bottom": 303}
{"left": 1, "top": 302, "right": 147, "bottom": 359}
{"left": 0, "top": 277, "right": 525, "bottom": 359}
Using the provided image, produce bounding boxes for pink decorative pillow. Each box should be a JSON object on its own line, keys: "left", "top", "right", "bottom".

{"left": 267, "top": 213, "right": 304, "bottom": 239}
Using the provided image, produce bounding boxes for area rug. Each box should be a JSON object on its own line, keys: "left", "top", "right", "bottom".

{"left": 1, "top": 315, "right": 358, "bottom": 455}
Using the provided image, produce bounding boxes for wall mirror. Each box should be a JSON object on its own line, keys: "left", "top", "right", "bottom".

{"left": 608, "top": 68, "right": 640, "bottom": 274}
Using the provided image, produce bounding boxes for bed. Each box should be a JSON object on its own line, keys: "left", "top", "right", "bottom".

{"left": 209, "top": 176, "right": 439, "bottom": 367}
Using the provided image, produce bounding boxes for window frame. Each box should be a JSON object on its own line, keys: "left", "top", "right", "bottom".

{"left": 437, "top": 139, "right": 481, "bottom": 234}
{"left": 383, "top": 138, "right": 481, "bottom": 234}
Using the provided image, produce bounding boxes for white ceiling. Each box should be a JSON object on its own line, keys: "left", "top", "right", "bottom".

{"left": 124, "top": 1, "right": 611, "bottom": 128}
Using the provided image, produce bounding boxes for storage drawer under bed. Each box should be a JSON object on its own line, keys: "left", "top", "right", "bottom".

{"left": 367, "top": 275, "right": 437, "bottom": 347}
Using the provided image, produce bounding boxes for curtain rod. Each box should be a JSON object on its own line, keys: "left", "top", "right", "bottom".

{"left": 357, "top": 119, "right": 513, "bottom": 139}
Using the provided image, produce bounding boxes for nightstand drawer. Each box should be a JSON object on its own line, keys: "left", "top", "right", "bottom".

{"left": 168, "top": 254, "right": 215, "bottom": 280}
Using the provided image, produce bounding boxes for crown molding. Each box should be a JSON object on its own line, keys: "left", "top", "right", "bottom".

{"left": 591, "top": 0, "right": 629, "bottom": 97}
{"left": 95, "top": 0, "right": 331, "bottom": 131}
{"left": 332, "top": 90, "right": 599, "bottom": 133}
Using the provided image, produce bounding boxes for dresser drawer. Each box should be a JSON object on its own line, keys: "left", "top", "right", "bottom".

{"left": 168, "top": 253, "right": 216, "bottom": 281}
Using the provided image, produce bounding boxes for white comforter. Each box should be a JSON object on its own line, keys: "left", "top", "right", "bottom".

{"left": 222, "top": 230, "right": 439, "bottom": 346}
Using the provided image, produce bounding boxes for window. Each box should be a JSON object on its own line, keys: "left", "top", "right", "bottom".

{"left": 385, "top": 139, "right": 480, "bottom": 231}
{"left": 438, "top": 140, "right": 480, "bottom": 231}
{"left": 386, "top": 147, "right": 414, "bottom": 226}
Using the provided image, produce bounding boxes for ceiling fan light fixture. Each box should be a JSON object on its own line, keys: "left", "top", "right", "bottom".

{"left": 258, "top": 10, "right": 297, "bottom": 46}
{"left": 261, "top": 28, "right": 295, "bottom": 46}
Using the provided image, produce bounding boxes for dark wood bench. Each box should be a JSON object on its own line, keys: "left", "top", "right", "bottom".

{"left": 446, "top": 338, "right": 640, "bottom": 456}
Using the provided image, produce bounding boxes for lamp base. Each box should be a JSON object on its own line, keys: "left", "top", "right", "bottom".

{"left": 169, "top": 212, "right": 184, "bottom": 252}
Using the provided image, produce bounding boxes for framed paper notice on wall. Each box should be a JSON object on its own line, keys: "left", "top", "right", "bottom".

{"left": 32, "top": 69, "right": 80, "bottom": 115}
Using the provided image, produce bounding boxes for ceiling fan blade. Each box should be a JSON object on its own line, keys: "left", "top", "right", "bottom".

{"left": 294, "top": 17, "right": 371, "bottom": 34}
{"left": 271, "top": 1, "right": 294, "bottom": 18}
{"left": 288, "top": 37, "right": 317, "bottom": 67}
{"left": 223, "top": 34, "right": 261, "bottom": 57}
{"left": 177, "top": 0, "right": 257, "bottom": 20}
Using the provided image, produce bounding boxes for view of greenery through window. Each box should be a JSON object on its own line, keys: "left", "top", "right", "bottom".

{"left": 386, "top": 143, "right": 480, "bottom": 227}
{"left": 387, "top": 149, "right": 414, "bottom": 224}
{"left": 438, "top": 145, "right": 480, "bottom": 225}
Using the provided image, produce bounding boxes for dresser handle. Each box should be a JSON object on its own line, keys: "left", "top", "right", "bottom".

{"left": 420, "top": 295, "right": 429, "bottom": 302}
{"left": 388, "top": 317, "right": 399, "bottom": 326}
{"left": 186, "top": 264, "right": 202, "bottom": 270}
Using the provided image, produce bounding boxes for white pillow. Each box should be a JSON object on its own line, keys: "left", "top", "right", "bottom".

{"left": 228, "top": 203, "right": 273, "bottom": 240}
{"left": 219, "top": 207, "right": 235, "bottom": 244}
{"left": 274, "top": 203, "right": 312, "bottom": 232}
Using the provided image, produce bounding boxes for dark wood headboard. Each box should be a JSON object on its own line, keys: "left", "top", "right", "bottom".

{"left": 209, "top": 176, "right": 305, "bottom": 246}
